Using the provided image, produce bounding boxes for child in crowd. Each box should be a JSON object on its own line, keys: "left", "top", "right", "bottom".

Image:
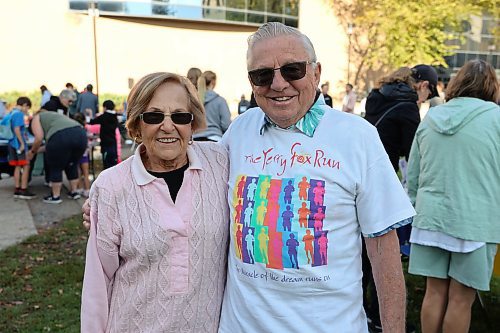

{"left": 73, "top": 113, "right": 91, "bottom": 197}
{"left": 3, "top": 97, "right": 35, "bottom": 199}
{"left": 88, "top": 100, "right": 118, "bottom": 169}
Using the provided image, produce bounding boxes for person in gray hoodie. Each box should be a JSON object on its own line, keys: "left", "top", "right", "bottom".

{"left": 193, "top": 71, "right": 231, "bottom": 142}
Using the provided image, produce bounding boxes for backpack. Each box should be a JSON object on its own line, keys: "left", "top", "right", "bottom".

{"left": 0, "top": 112, "right": 14, "bottom": 140}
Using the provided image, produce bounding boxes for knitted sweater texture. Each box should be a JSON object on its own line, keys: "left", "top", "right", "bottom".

{"left": 81, "top": 142, "right": 230, "bottom": 332}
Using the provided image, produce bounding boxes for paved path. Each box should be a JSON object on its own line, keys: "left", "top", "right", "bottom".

{"left": 0, "top": 175, "right": 87, "bottom": 251}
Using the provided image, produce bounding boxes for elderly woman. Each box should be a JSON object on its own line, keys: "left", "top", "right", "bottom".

{"left": 407, "top": 59, "right": 499, "bottom": 333}
{"left": 81, "top": 72, "right": 229, "bottom": 332}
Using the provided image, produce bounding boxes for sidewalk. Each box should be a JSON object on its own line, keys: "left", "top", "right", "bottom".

{"left": 0, "top": 175, "right": 86, "bottom": 251}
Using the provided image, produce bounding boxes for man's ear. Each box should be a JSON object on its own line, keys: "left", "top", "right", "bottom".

{"left": 314, "top": 62, "right": 322, "bottom": 85}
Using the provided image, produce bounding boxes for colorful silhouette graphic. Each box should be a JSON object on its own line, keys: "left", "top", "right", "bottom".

{"left": 234, "top": 199, "right": 243, "bottom": 223}
{"left": 236, "top": 225, "right": 243, "bottom": 258}
{"left": 313, "top": 207, "right": 325, "bottom": 231}
{"left": 281, "top": 205, "right": 294, "bottom": 231}
{"left": 258, "top": 228, "right": 269, "bottom": 264}
{"left": 298, "top": 202, "right": 310, "bottom": 228}
{"left": 283, "top": 180, "right": 295, "bottom": 204}
{"left": 256, "top": 201, "right": 267, "bottom": 225}
{"left": 286, "top": 233, "right": 300, "bottom": 269}
{"left": 313, "top": 181, "right": 325, "bottom": 206}
{"left": 318, "top": 232, "right": 328, "bottom": 265}
{"left": 232, "top": 174, "right": 330, "bottom": 270}
{"left": 237, "top": 176, "right": 246, "bottom": 198}
{"left": 244, "top": 202, "right": 254, "bottom": 227}
{"left": 259, "top": 177, "right": 271, "bottom": 200}
{"left": 246, "top": 179, "right": 258, "bottom": 201}
{"left": 302, "top": 229, "right": 315, "bottom": 264}
{"left": 267, "top": 180, "right": 281, "bottom": 202}
{"left": 298, "top": 177, "right": 310, "bottom": 200}
{"left": 245, "top": 229, "right": 255, "bottom": 264}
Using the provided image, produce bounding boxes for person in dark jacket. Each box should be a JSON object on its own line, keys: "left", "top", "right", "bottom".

{"left": 88, "top": 100, "right": 118, "bottom": 169}
{"left": 364, "top": 65, "right": 438, "bottom": 171}
{"left": 362, "top": 64, "right": 438, "bottom": 332}
{"left": 42, "top": 89, "right": 77, "bottom": 116}
{"left": 193, "top": 71, "right": 231, "bottom": 142}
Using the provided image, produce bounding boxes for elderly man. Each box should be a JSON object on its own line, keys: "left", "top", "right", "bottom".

{"left": 41, "top": 89, "right": 77, "bottom": 116}
{"left": 218, "top": 22, "right": 414, "bottom": 333}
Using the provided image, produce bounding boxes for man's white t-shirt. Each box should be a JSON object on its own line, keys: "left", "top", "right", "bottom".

{"left": 219, "top": 105, "right": 415, "bottom": 333}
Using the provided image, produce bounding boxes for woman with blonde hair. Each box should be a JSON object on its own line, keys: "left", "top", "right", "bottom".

{"left": 81, "top": 72, "right": 230, "bottom": 332}
{"left": 193, "top": 70, "right": 231, "bottom": 142}
{"left": 186, "top": 67, "right": 202, "bottom": 89}
{"left": 407, "top": 59, "right": 499, "bottom": 332}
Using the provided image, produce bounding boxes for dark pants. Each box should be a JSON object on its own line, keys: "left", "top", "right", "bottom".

{"left": 101, "top": 144, "right": 117, "bottom": 170}
{"left": 45, "top": 127, "right": 87, "bottom": 182}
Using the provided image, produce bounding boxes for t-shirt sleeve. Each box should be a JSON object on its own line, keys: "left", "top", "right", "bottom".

{"left": 355, "top": 125, "right": 416, "bottom": 235}
{"left": 11, "top": 112, "right": 24, "bottom": 128}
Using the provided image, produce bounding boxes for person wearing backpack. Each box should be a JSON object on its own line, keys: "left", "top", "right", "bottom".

{"left": 362, "top": 65, "right": 438, "bottom": 332}
{"left": 3, "top": 97, "right": 36, "bottom": 199}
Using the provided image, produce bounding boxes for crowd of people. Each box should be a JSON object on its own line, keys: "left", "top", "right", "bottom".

{"left": 0, "top": 83, "right": 122, "bottom": 204}
{"left": 0, "top": 20, "right": 497, "bottom": 333}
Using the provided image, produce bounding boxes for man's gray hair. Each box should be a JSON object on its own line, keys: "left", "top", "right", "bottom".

{"left": 247, "top": 22, "right": 317, "bottom": 67}
{"left": 60, "top": 89, "right": 77, "bottom": 101}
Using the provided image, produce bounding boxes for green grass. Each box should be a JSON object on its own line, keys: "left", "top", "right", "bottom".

{"left": 0, "top": 216, "right": 87, "bottom": 332}
{"left": 0, "top": 217, "right": 498, "bottom": 332}
{"left": 405, "top": 263, "right": 500, "bottom": 333}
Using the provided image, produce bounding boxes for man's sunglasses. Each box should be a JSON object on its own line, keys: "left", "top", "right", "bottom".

{"left": 248, "top": 61, "right": 314, "bottom": 86}
{"left": 140, "top": 111, "right": 193, "bottom": 125}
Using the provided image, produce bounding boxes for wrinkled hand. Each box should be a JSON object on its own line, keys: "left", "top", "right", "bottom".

{"left": 82, "top": 198, "right": 91, "bottom": 231}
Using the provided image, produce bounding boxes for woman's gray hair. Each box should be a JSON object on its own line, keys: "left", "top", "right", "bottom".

{"left": 247, "top": 22, "right": 317, "bottom": 67}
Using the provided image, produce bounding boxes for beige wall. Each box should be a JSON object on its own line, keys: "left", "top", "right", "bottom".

{"left": 0, "top": 0, "right": 348, "bottom": 111}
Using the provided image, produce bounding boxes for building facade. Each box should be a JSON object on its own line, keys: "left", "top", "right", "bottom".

{"left": 0, "top": 0, "right": 348, "bottom": 111}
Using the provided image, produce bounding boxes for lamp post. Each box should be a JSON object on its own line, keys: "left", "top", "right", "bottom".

{"left": 89, "top": 0, "right": 100, "bottom": 96}
{"left": 347, "top": 23, "right": 354, "bottom": 84}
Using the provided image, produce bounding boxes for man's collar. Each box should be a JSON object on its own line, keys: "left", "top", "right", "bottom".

{"left": 105, "top": 110, "right": 116, "bottom": 114}
{"left": 259, "top": 90, "right": 326, "bottom": 137}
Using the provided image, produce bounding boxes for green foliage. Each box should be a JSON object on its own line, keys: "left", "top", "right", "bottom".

{"left": 0, "top": 90, "right": 41, "bottom": 112}
{"left": 331, "top": 0, "right": 496, "bottom": 86}
{"left": 98, "top": 93, "right": 128, "bottom": 112}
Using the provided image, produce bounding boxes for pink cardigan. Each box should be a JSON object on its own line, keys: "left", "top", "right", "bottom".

{"left": 81, "top": 142, "right": 229, "bottom": 332}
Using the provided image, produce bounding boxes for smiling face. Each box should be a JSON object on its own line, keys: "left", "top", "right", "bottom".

{"left": 140, "top": 81, "right": 192, "bottom": 172}
{"left": 247, "top": 35, "right": 321, "bottom": 128}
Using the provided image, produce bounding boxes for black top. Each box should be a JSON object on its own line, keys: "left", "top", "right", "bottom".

{"left": 364, "top": 82, "right": 420, "bottom": 172}
{"left": 322, "top": 93, "right": 333, "bottom": 107}
{"left": 89, "top": 111, "right": 118, "bottom": 148}
{"left": 148, "top": 163, "right": 189, "bottom": 202}
{"left": 42, "top": 96, "right": 68, "bottom": 116}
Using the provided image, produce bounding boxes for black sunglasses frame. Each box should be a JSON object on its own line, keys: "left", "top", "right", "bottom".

{"left": 248, "top": 61, "right": 315, "bottom": 86}
{"left": 140, "top": 111, "right": 193, "bottom": 125}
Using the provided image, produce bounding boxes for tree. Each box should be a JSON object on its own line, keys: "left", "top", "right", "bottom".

{"left": 330, "top": 0, "right": 498, "bottom": 89}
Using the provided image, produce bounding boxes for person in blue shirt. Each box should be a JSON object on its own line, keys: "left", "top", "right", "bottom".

{"left": 5, "top": 97, "right": 35, "bottom": 199}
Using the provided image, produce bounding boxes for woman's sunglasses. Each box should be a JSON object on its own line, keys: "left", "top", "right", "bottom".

{"left": 140, "top": 112, "right": 193, "bottom": 125}
{"left": 248, "top": 61, "right": 314, "bottom": 86}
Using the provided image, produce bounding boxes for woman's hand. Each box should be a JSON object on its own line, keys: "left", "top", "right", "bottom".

{"left": 82, "top": 198, "right": 91, "bottom": 231}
